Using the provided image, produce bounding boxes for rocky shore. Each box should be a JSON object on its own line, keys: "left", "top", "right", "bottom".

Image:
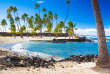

{"left": 0, "top": 37, "right": 109, "bottom": 74}
{"left": 0, "top": 51, "right": 98, "bottom": 71}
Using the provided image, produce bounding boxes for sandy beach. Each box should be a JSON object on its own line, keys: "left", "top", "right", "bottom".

{"left": 0, "top": 37, "right": 110, "bottom": 74}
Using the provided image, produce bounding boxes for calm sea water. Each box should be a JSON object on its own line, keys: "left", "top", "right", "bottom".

{"left": 0, "top": 35, "right": 110, "bottom": 58}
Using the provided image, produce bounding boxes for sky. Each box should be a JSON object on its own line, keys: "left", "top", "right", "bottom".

{"left": 0, "top": 0, "right": 110, "bottom": 35}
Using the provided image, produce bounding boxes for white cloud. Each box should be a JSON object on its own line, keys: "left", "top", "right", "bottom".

{"left": 74, "top": 28, "right": 110, "bottom": 36}
{"left": 36, "top": 1, "right": 44, "bottom": 4}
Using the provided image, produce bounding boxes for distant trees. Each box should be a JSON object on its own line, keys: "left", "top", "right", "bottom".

{"left": 0, "top": 0, "right": 77, "bottom": 38}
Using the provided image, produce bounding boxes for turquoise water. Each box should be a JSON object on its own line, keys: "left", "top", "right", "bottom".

{"left": 0, "top": 35, "right": 110, "bottom": 58}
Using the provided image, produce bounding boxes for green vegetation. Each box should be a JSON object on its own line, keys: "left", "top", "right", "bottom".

{"left": 0, "top": 0, "right": 78, "bottom": 38}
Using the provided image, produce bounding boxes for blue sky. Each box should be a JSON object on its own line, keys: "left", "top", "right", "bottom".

{"left": 0, "top": 0, "right": 110, "bottom": 35}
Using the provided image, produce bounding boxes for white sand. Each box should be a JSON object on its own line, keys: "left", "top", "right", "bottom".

{"left": 0, "top": 37, "right": 109, "bottom": 74}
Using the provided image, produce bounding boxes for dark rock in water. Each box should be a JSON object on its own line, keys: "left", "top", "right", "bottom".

{"left": 52, "top": 37, "right": 93, "bottom": 43}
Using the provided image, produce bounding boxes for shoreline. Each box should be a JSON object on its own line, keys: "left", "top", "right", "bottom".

{"left": 0, "top": 37, "right": 109, "bottom": 74}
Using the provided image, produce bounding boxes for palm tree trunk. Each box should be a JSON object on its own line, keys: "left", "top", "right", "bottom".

{"left": 0, "top": 28, "right": 1, "bottom": 32}
{"left": 17, "top": 22, "right": 19, "bottom": 32}
{"left": 39, "top": 8, "right": 40, "bottom": 17}
{"left": 19, "top": 20, "right": 22, "bottom": 38}
{"left": 26, "top": 21, "right": 28, "bottom": 37}
{"left": 72, "top": 29, "right": 74, "bottom": 38}
{"left": 91, "top": 0, "right": 110, "bottom": 68}
{"left": 64, "top": 4, "right": 69, "bottom": 23}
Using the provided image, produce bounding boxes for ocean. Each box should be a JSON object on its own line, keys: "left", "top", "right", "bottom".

{"left": 0, "top": 35, "right": 110, "bottom": 58}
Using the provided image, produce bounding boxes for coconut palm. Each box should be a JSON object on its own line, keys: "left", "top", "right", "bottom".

{"left": 7, "top": 13, "right": 11, "bottom": 19}
{"left": 34, "top": 19, "right": 40, "bottom": 36}
{"left": 48, "top": 11, "right": 53, "bottom": 28}
{"left": 56, "top": 23, "right": 63, "bottom": 35}
{"left": 59, "top": 21, "right": 65, "bottom": 32}
{"left": 1, "top": 19, "right": 7, "bottom": 33}
{"left": 91, "top": 0, "right": 110, "bottom": 68}
{"left": 28, "top": 17, "right": 33, "bottom": 29}
{"left": 7, "top": 9, "right": 11, "bottom": 13}
{"left": 66, "top": 21, "right": 77, "bottom": 38}
{"left": 32, "top": 26, "right": 39, "bottom": 37}
{"left": 64, "top": 0, "right": 70, "bottom": 23}
{"left": 21, "top": 13, "right": 28, "bottom": 29}
{"left": 43, "top": 14, "right": 47, "bottom": 19}
{"left": 19, "top": 25, "right": 26, "bottom": 38}
{"left": 45, "top": 21, "right": 52, "bottom": 37}
{"left": 7, "top": 13, "right": 13, "bottom": 34}
{"left": 54, "top": 13, "right": 58, "bottom": 26}
{"left": 15, "top": 16, "right": 20, "bottom": 32}
{"left": 42, "top": 8, "right": 47, "bottom": 20}
{"left": 34, "top": 3, "right": 40, "bottom": 16}
{"left": 9, "top": 6, "right": 13, "bottom": 14}
{"left": 9, "top": 18, "right": 16, "bottom": 38}
{"left": 24, "top": 13, "right": 28, "bottom": 25}
{"left": 35, "top": 13, "right": 39, "bottom": 18}
{"left": 30, "top": 16, "right": 34, "bottom": 21}
{"left": 13, "top": 7, "right": 17, "bottom": 18}
{"left": 42, "top": 8, "right": 46, "bottom": 13}
{"left": 53, "top": 27, "right": 59, "bottom": 37}
{"left": 21, "top": 15, "right": 25, "bottom": 26}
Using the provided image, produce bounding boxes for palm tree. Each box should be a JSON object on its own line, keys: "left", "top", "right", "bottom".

{"left": 21, "top": 13, "right": 28, "bottom": 31}
{"left": 32, "top": 26, "right": 39, "bottom": 37}
{"left": 53, "top": 27, "right": 59, "bottom": 37}
{"left": 28, "top": 18, "right": 33, "bottom": 29}
{"left": 7, "top": 10, "right": 12, "bottom": 33}
{"left": 13, "top": 7, "right": 17, "bottom": 18}
{"left": 35, "top": 3, "right": 40, "bottom": 17}
{"left": 15, "top": 16, "right": 20, "bottom": 32}
{"left": 19, "top": 25, "right": 26, "bottom": 38}
{"left": 54, "top": 13, "right": 58, "bottom": 26}
{"left": 21, "top": 14, "right": 25, "bottom": 26}
{"left": 48, "top": 11, "right": 53, "bottom": 28}
{"left": 8, "top": 17, "right": 16, "bottom": 38}
{"left": 56, "top": 23, "right": 63, "bottom": 36}
{"left": 66, "top": 21, "right": 77, "bottom": 38}
{"left": 7, "top": 13, "right": 11, "bottom": 19}
{"left": 7, "top": 9, "right": 11, "bottom": 13}
{"left": 59, "top": 21, "right": 65, "bottom": 32}
{"left": 42, "top": 8, "right": 46, "bottom": 13}
{"left": 64, "top": 0, "right": 70, "bottom": 23}
{"left": 24, "top": 13, "right": 28, "bottom": 28}
{"left": 91, "top": 0, "right": 110, "bottom": 68}
{"left": 1, "top": 19, "right": 7, "bottom": 33}
{"left": 45, "top": 21, "right": 52, "bottom": 37}
{"left": 9, "top": 6, "right": 13, "bottom": 14}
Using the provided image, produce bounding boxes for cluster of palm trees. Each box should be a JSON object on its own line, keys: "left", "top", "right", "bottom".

{"left": 0, "top": 0, "right": 78, "bottom": 38}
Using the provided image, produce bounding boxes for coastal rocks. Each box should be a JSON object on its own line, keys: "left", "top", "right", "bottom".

{"left": 0, "top": 54, "right": 98, "bottom": 70}
{"left": 59, "top": 54, "right": 98, "bottom": 63}
{"left": 0, "top": 56, "right": 56, "bottom": 68}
